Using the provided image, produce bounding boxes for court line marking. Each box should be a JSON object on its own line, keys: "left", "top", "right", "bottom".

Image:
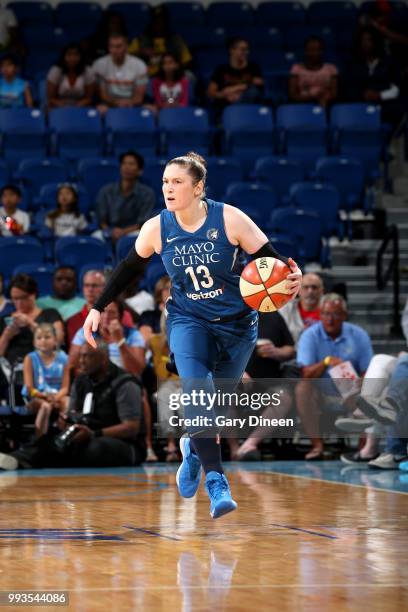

{"left": 62, "top": 584, "right": 408, "bottom": 592}
{"left": 269, "top": 523, "right": 338, "bottom": 539}
{"left": 123, "top": 525, "right": 183, "bottom": 542}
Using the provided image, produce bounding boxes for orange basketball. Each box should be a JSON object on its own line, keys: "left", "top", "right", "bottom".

{"left": 239, "top": 257, "right": 292, "bottom": 312}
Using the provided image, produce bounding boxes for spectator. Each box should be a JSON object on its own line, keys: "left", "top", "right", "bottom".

{"left": 207, "top": 38, "right": 264, "bottom": 114}
{"left": 0, "top": 185, "right": 29, "bottom": 236}
{"left": 402, "top": 296, "right": 408, "bottom": 342}
{"left": 22, "top": 323, "right": 69, "bottom": 437}
{"left": 81, "top": 10, "right": 128, "bottom": 64}
{"left": 0, "top": 273, "right": 64, "bottom": 368}
{"left": 280, "top": 273, "right": 324, "bottom": 345}
{"left": 96, "top": 151, "right": 155, "bottom": 242}
{"left": 45, "top": 185, "right": 88, "bottom": 237}
{"left": 129, "top": 5, "right": 192, "bottom": 77}
{"left": 37, "top": 266, "right": 85, "bottom": 322}
{"left": 0, "top": 272, "right": 13, "bottom": 317}
{"left": 93, "top": 32, "right": 148, "bottom": 114}
{"left": 289, "top": 37, "right": 338, "bottom": 107}
{"left": 69, "top": 300, "right": 145, "bottom": 376}
{"left": 0, "top": 5, "right": 19, "bottom": 53}
{"left": 151, "top": 53, "right": 189, "bottom": 110}
{"left": 0, "top": 53, "right": 32, "bottom": 108}
{"left": 65, "top": 270, "right": 106, "bottom": 347}
{"left": 233, "top": 311, "right": 296, "bottom": 460}
{"left": 0, "top": 340, "right": 146, "bottom": 469}
{"left": 295, "top": 293, "right": 373, "bottom": 459}
{"left": 139, "top": 275, "right": 171, "bottom": 344}
{"left": 46, "top": 44, "right": 95, "bottom": 109}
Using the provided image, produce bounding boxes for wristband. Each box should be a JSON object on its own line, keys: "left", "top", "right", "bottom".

{"left": 323, "top": 356, "right": 331, "bottom": 368}
{"left": 117, "top": 338, "right": 126, "bottom": 348}
{"left": 30, "top": 388, "right": 39, "bottom": 398}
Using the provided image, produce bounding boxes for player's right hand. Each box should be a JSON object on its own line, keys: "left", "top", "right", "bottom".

{"left": 83, "top": 308, "right": 101, "bottom": 349}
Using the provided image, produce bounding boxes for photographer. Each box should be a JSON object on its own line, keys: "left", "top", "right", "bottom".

{"left": 0, "top": 341, "right": 146, "bottom": 470}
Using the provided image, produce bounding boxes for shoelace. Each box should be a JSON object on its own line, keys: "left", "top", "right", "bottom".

{"left": 207, "top": 476, "right": 228, "bottom": 499}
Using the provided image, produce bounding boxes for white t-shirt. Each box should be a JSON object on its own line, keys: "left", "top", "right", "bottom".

{"left": 0, "top": 8, "right": 17, "bottom": 47}
{"left": 0, "top": 207, "right": 30, "bottom": 235}
{"left": 45, "top": 213, "right": 87, "bottom": 237}
{"left": 92, "top": 54, "right": 148, "bottom": 100}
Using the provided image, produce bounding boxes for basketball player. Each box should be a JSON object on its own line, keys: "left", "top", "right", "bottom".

{"left": 84, "top": 152, "right": 302, "bottom": 518}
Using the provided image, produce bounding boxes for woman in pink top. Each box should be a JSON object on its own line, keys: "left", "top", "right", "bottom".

{"left": 151, "top": 53, "right": 189, "bottom": 110}
{"left": 289, "top": 37, "right": 338, "bottom": 107}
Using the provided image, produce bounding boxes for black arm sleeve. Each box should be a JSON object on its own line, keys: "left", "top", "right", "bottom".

{"left": 93, "top": 248, "right": 151, "bottom": 312}
{"left": 249, "top": 241, "right": 290, "bottom": 267}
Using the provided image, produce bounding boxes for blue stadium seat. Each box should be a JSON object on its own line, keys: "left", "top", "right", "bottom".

{"left": 270, "top": 208, "right": 325, "bottom": 265}
{"left": 207, "top": 1, "right": 254, "bottom": 26}
{"left": 179, "top": 25, "right": 226, "bottom": 52}
{"left": 224, "top": 182, "right": 278, "bottom": 231}
{"left": 194, "top": 49, "right": 229, "bottom": 81}
{"left": 16, "top": 158, "right": 69, "bottom": 202}
{"left": 290, "top": 182, "right": 341, "bottom": 241}
{"left": 55, "top": 237, "right": 111, "bottom": 273}
{"left": 284, "top": 25, "right": 335, "bottom": 52}
{"left": 166, "top": 2, "right": 205, "bottom": 26}
{"left": 105, "top": 108, "right": 157, "bottom": 157}
{"left": 206, "top": 157, "right": 244, "bottom": 200}
{"left": 35, "top": 182, "right": 90, "bottom": 215}
{"left": 49, "top": 108, "right": 103, "bottom": 161}
{"left": 276, "top": 104, "right": 327, "bottom": 170}
{"left": 222, "top": 105, "right": 275, "bottom": 173}
{"left": 158, "top": 107, "right": 210, "bottom": 157}
{"left": 256, "top": 1, "right": 306, "bottom": 26}
{"left": 12, "top": 263, "right": 55, "bottom": 296}
{"left": 106, "top": 2, "right": 151, "bottom": 32}
{"left": 77, "top": 158, "right": 120, "bottom": 204}
{"left": 308, "top": 1, "right": 357, "bottom": 26}
{"left": 7, "top": 2, "right": 54, "bottom": 26}
{"left": 143, "top": 260, "right": 168, "bottom": 292}
{"left": 116, "top": 235, "right": 137, "bottom": 263}
{"left": 268, "top": 234, "right": 300, "bottom": 264}
{"left": 21, "top": 25, "right": 68, "bottom": 50}
{"left": 60, "top": 22, "right": 96, "bottom": 43}
{"left": 315, "top": 157, "right": 366, "bottom": 212}
{"left": 0, "top": 160, "right": 10, "bottom": 185}
{"left": 0, "top": 237, "right": 45, "bottom": 281}
{"left": 142, "top": 157, "right": 167, "bottom": 205}
{"left": 55, "top": 2, "right": 102, "bottom": 27}
{"left": 0, "top": 109, "right": 47, "bottom": 166}
{"left": 253, "top": 156, "right": 304, "bottom": 205}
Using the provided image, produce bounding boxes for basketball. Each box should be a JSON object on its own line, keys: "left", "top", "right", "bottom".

{"left": 239, "top": 257, "right": 292, "bottom": 312}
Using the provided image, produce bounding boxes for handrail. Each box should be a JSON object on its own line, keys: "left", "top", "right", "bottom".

{"left": 376, "top": 224, "right": 402, "bottom": 335}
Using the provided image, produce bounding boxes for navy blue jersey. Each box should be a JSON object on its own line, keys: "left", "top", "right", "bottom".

{"left": 160, "top": 199, "right": 250, "bottom": 322}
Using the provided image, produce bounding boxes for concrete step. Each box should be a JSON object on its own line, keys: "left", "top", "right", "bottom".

{"left": 347, "top": 292, "right": 397, "bottom": 305}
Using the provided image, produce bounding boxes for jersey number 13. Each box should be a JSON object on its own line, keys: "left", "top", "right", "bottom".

{"left": 185, "top": 265, "right": 214, "bottom": 291}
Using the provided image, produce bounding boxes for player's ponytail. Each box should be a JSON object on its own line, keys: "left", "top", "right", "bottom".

{"left": 166, "top": 151, "right": 207, "bottom": 193}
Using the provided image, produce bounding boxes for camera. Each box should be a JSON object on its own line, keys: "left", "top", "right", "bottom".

{"left": 54, "top": 414, "right": 92, "bottom": 452}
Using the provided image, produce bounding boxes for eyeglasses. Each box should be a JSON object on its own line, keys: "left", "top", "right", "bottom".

{"left": 321, "top": 312, "right": 343, "bottom": 320}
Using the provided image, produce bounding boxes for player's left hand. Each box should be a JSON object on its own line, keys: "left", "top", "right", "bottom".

{"left": 286, "top": 258, "right": 302, "bottom": 299}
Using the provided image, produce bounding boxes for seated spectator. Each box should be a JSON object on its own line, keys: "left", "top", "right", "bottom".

{"left": 93, "top": 33, "right": 148, "bottom": 114}
{"left": 280, "top": 273, "right": 324, "bottom": 346}
{"left": 96, "top": 151, "right": 155, "bottom": 242}
{"left": 0, "top": 5, "right": 19, "bottom": 54}
{"left": 139, "top": 275, "right": 171, "bottom": 344}
{"left": 22, "top": 323, "right": 69, "bottom": 437}
{"left": 69, "top": 300, "right": 145, "bottom": 376}
{"left": 37, "top": 266, "right": 85, "bottom": 322}
{"left": 0, "top": 185, "right": 29, "bottom": 236}
{"left": 0, "top": 53, "right": 32, "bottom": 108}
{"left": 289, "top": 37, "right": 338, "bottom": 107}
{"left": 207, "top": 38, "right": 264, "bottom": 115}
{"left": 0, "top": 272, "right": 13, "bottom": 317}
{"left": 232, "top": 311, "right": 296, "bottom": 460}
{"left": 151, "top": 53, "right": 189, "bottom": 110}
{"left": 295, "top": 293, "right": 373, "bottom": 460}
{"left": 129, "top": 5, "right": 192, "bottom": 77}
{"left": 81, "top": 10, "right": 128, "bottom": 64}
{"left": 0, "top": 340, "right": 146, "bottom": 469}
{"left": 46, "top": 44, "right": 95, "bottom": 109}
{"left": 66, "top": 270, "right": 106, "bottom": 347}
{"left": 346, "top": 27, "right": 402, "bottom": 127}
{"left": 45, "top": 185, "right": 88, "bottom": 237}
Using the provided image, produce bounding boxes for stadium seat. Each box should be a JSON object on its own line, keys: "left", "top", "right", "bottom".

{"left": 55, "top": 237, "right": 111, "bottom": 273}
{"left": 290, "top": 182, "right": 341, "bottom": 241}
{"left": 55, "top": 2, "right": 102, "bottom": 27}
{"left": 106, "top": 2, "right": 151, "bottom": 33}
{"left": 276, "top": 104, "right": 328, "bottom": 170}
{"left": 0, "top": 237, "right": 45, "bottom": 281}
{"left": 270, "top": 208, "right": 325, "bottom": 265}
{"left": 77, "top": 158, "right": 120, "bottom": 204}
{"left": 105, "top": 108, "right": 157, "bottom": 157}
{"left": 7, "top": 2, "right": 54, "bottom": 26}
{"left": 207, "top": 1, "right": 254, "bottom": 26}
{"left": 253, "top": 157, "right": 304, "bottom": 205}
{"left": 284, "top": 25, "right": 335, "bottom": 53}
{"left": 143, "top": 260, "right": 168, "bottom": 293}
{"left": 194, "top": 49, "right": 229, "bottom": 82}
{"left": 206, "top": 157, "right": 244, "bottom": 200}
{"left": 21, "top": 25, "right": 68, "bottom": 50}
{"left": 268, "top": 234, "right": 300, "bottom": 264}
{"left": 315, "top": 157, "right": 366, "bottom": 212}
{"left": 158, "top": 107, "right": 210, "bottom": 157}
{"left": 16, "top": 159, "right": 69, "bottom": 202}
{"left": 224, "top": 182, "right": 278, "bottom": 232}
{"left": 166, "top": 2, "right": 205, "bottom": 27}
{"left": 0, "top": 109, "right": 47, "bottom": 166}
{"left": 49, "top": 108, "right": 104, "bottom": 161}
{"left": 256, "top": 1, "right": 306, "bottom": 26}
{"left": 12, "top": 263, "right": 55, "bottom": 296}
{"left": 0, "top": 160, "right": 10, "bottom": 185}
{"left": 35, "top": 182, "right": 90, "bottom": 215}
{"left": 116, "top": 235, "right": 137, "bottom": 263}
{"left": 142, "top": 157, "right": 167, "bottom": 205}
{"left": 308, "top": 1, "right": 357, "bottom": 26}
{"left": 222, "top": 105, "right": 275, "bottom": 173}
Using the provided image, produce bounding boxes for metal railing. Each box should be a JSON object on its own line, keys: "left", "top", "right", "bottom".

{"left": 376, "top": 224, "right": 402, "bottom": 335}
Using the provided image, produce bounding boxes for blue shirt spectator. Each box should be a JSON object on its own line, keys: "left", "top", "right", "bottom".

{"left": 0, "top": 54, "right": 32, "bottom": 108}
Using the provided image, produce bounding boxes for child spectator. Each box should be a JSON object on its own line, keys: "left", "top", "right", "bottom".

{"left": 46, "top": 44, "right": 95, "bottom": 109}
{"left": 45, "top": 185, "right": 87, "bottom": 237}
{"left": 289, "top": 37, "right": 338, "bottom": 107}
{"left": 151, "top": 53, "right": 189, "bottom": 110}
{"left": 0, "top": 185, "right": 30, "bottom": 236}
{"left": 0, "top": 53, "right": 32, "bottom": 108}
{"left": 23, "top": 323, "right": 69, "bottom": 437}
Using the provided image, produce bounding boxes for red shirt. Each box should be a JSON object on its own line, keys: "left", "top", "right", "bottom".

{"left": 298, "top": 304, "right": 320, "bottom": 329}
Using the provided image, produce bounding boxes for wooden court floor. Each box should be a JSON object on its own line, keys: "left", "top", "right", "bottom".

{"left": 0, "top": 462, "right": 407, "bottom": 612}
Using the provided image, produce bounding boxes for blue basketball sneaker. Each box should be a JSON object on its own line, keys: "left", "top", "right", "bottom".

{"left": 205, "top": 471, "right": 237, "bottom": 519}
{"left": 176, "top": 435, "right": 202, "bottom": 498}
